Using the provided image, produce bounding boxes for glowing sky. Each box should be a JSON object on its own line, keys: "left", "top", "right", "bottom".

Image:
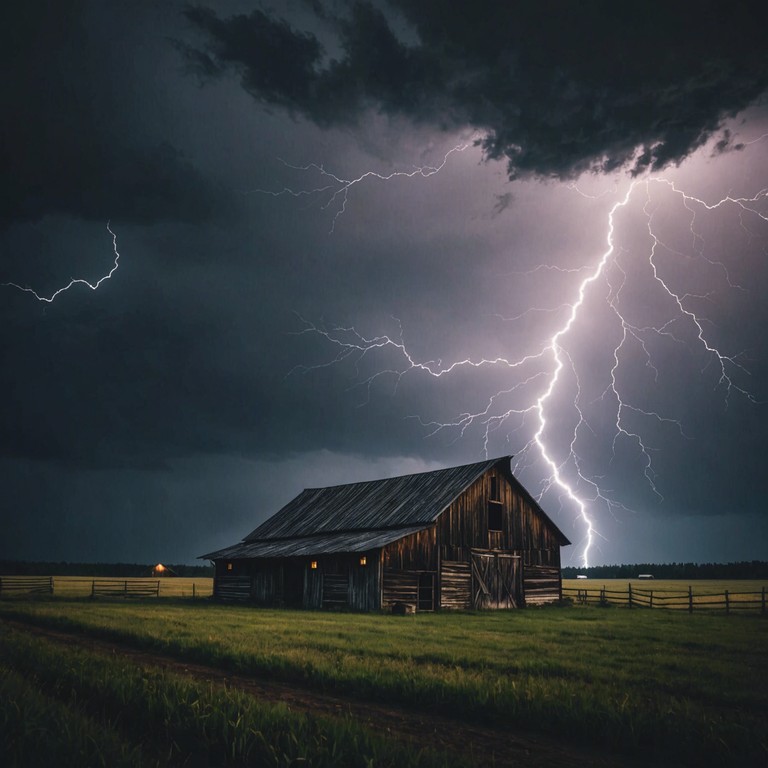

{"left": 1, "top": 1, "right": 767, "bottom": 566}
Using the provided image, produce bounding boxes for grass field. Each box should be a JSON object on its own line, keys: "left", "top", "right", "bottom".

{"left": 0, "top": 625, "right": 458, "bottom": 768}
{"left": 1, "top": 598, "right": 766, "bottom": 766}
{"left": 47, "top": 575, "right": 214, "bottom": 598}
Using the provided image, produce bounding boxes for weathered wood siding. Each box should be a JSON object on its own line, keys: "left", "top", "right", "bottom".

{"left": 349, "top": 554, "right": 381, "bottom": 611}
{"left": 440, "top": 560, "right": 471, "bottom": 609}
{"left": 382, "top": 527, "right": 437, "bottom": 570}
{"left": 304, "top": 567, "right": 323, "bottom": 609}
{"left": 213, "top": 576, "right": 252, "bottom": 601}
{"left": 381, "top": 528, "right": 438, "bottom": 612}
{"left": 438, "top": 470, "right": 562, "bottom": 561}
{"left": 382, "top": 568, "right": 419, "bottom": 608}
{"left": 523, "top": 564, "right": 562, "bottom": 605}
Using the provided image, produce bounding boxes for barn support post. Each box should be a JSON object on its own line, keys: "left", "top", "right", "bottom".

{"left": 688, "top": 586, "right": 693, "bottom": 614}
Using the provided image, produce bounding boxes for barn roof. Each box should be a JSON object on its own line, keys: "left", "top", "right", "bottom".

{"left": 200, "top": 456, "right": 570, "bottom": 560}
{"left": 243, "top": 457, "right": 505, "bottom": 541}
{"left": 201, "top": 525, "right": 429, "bottom": 560}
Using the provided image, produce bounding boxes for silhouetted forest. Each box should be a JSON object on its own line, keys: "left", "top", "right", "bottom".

{"left": 562, "top": 561, "right": 768, "bottom": 579}
{"left": 0, "top": 561, "right": 213, "bottom": 577}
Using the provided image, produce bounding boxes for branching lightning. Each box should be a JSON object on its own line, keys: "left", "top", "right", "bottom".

{"left": 2, "top": 222, "right": 120, "bottom": 303}
{"left": 251, "top": 143, "right": 472, "bottom": 232}
{"left": 272, "top": 146, "right": 767, "bottom": 566}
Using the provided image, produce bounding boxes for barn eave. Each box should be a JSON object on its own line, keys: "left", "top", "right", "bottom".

{"left": 200, "top": 524, "right": 431, "bottom": 561}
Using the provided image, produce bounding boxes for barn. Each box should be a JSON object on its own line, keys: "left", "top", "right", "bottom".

{"left": 201, "top": 456, "right": 570, "bottom": 611}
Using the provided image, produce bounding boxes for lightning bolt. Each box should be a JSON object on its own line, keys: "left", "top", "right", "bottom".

{"left": 274, "top": 145, "right": 766, "bottom": 566}
{"left": 250, "top": 142, "right": 473, "bottom": 233}
{"left": 2, "top": 222, "right": 121, "bottom": 303}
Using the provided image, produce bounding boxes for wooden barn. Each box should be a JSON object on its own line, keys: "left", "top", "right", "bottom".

{"left": 201, "top": 456, "right": 570, "bottom": 611}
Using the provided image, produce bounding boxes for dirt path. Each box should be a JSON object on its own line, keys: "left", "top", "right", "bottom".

{"left": 2, "top": 618, "right": 642, "bottom": 768}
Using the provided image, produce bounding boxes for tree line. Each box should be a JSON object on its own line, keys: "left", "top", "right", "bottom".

{"left": 0, "top": 560, "right": 214, "bottom": 577}
{"left": 562, "top": 561, "right": 768, "bottom": 580}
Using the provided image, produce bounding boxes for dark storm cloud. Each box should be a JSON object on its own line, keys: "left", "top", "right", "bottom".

{"left": 0, "top": 1, "right": 224, "bottom": 226}
{"left": 180, "top": 0, "right": 768, "bottom": 179}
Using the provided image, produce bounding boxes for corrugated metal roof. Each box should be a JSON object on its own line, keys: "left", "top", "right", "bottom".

{"left": 243, "top": 457, "right": 504, "bottom": 541}
{"left": 200, "top": 525, "right": 429, "bottom": 560}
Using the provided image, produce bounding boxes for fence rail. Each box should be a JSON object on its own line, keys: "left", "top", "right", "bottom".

{"left": 563, "top": 584, "right": 767, "bottom": 613}
{"left": 0, "top": 576, "right": 54, "bottom": 596}
{"left": 0, "top": 576, "right": 213, "bottom": 599}
{"left": 90, "top": 579, "right": 160, "bottom": 598}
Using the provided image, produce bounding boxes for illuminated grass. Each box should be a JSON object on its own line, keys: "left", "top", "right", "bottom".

{"left": 1, "top": 601, "right": 766, "bottom": 766}
{"left": 45, "top": 576, "right": 213, "bottom": 599}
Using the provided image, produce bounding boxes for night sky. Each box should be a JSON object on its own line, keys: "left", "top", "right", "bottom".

{"left": 2, "top": 1, "right": 767, "bottom": 567}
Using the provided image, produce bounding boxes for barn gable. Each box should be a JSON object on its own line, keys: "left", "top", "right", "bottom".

{"left": 202, "top": 456, "right": 570, "bottom": 610}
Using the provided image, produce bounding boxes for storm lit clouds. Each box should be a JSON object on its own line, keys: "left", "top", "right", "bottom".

{"left": 1, "top": 1, "right": 767, "bottom": 566}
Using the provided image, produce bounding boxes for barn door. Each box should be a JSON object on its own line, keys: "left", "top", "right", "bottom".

{"left": 471, "top": 551, "right": 520, "bottom": 609}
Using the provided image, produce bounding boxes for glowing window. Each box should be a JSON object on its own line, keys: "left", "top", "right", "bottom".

{"left": 226, "top": 562, "right": 233, "bottom": 571}
{"left": 359, "top": 555, "right": 367, "bottom": 566}
{"left": 310, "top": 560, "right": 318, "bottom": 569}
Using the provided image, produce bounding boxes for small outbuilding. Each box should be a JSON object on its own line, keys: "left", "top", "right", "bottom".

{"left": 152, "top": 563, "right": 178, "bottom": 577}
{"left": 201, "top": 456, "right": 570, "bottom": 611}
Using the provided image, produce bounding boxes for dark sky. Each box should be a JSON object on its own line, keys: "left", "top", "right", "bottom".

{"left": 2, "top": 0, "right": 767, "bottom": 567}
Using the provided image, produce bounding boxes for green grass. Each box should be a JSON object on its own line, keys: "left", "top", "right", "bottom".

{"left": 0, "top": 662, "right": 147, "bottom": 768}
{"left": 0, "top": 625, "right": 464, "bottom": 768}
{"left": 1, "top": 600, "right": 766, "bottom": 766}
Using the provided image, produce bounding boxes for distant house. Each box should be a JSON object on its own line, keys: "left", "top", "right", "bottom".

{"left": 152, "top": 563, "right": 178, "bottom": 577}
{"left": 201, "top": 456, "right": 570, "bottom": 611}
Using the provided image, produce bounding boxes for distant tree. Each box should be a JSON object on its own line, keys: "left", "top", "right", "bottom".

{"left": 0, "top": 560, "right": 214, "bottom": 577}
{"left": 562, "top": 561, "right": 768, "bottom": 579}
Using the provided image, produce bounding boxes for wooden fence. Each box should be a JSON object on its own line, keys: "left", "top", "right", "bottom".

{"left": 563, "top": 584, "right": 768, "bottom": 614}
{"left": 90, "top": 579, "right": 160, "bottom": 598}
{"left": 0, "top": 576, "right": 53, "bottom": 596}
{"left": 0, "top": 576, "right": 213, "bottom": 599}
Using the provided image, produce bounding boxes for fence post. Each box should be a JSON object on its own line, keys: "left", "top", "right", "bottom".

{"left": 600, "top": 586, "right": 605, "bottom": 606}
{"left": 688, "top": 585, "right": 693, "bottom": 614}
{"left": 628, "top": 582, "right": 632, "bottom": 609}
{"left": 124, "top": 580, "right": 128, "bottom": 596}
{"left": 650, "top": 590, "right": 653, "bottom": 610}
{"left": 91, "top": 580, "right": 95, "bottom": 598}
{"left": 762, "top": 587, "right": 766, "bottom": 616}
{"left": 193, "top": 583, "right": 196, "bottom": 599}
{"left": 725, "top": 589, "right": 729, "bottom": 615}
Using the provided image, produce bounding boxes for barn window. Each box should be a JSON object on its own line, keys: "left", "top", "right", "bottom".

{"left": 310, "top": 560, "right": 318, "bottom": 569}
{"left": 359, "top": 555, "right": 367, "bottom": 566}
{"left": 489, "top": 475, "right": 499, "bottom": 501}
{"left": 226, "top": 562, "right": 233, "bottom": 571}
{"left": 488, "top": 501, "right": 503, "bottom": 531}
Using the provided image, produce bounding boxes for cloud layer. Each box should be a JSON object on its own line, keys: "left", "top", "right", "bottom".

{"left": 1, "top": 2, "right": 223, "bottom": 225}
{"left": 180, "top": 0, "right": 768, "bottom": 179}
